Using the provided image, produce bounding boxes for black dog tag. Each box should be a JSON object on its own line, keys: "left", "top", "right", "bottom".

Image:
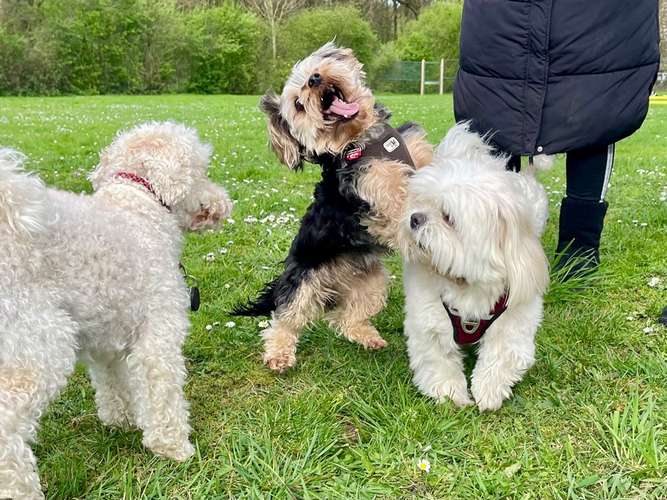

{"left": 180, "top": 262, "right": 201, "bottom": 313}
{"left": 190, "top": 286, "right": 200, "bottom": 312}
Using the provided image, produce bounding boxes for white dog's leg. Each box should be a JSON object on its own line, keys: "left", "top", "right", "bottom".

{"left": 471, "top": 301, "right": 541, "bottom": 411}
{"left": 86, "top": 352, "right": 135, "bottom": 428}
{"left": 403, "top": 262, "right": 472, "bottom": 407}
{"left": 0, "top": 372, "right": 46, "bottom": 500}
{"left": 126, "top": 311, "right": 194, "bottom": 462}
{"left": 0, "top": 299, "right": 77, "bottom": 500}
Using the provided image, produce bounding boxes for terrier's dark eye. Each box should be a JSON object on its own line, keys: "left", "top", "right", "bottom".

{"left": 295, "top": 98, "right": 305, "bottom": 112}
{"left": 443, "top": 213, "right": 452, "bottom": 226}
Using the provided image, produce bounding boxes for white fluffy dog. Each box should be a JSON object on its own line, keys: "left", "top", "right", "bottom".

{"left": 399, "top": 123, "right": 550, "bottom": 411}
{"left": 0, "top": 122, "right": 232, "bottom": 499}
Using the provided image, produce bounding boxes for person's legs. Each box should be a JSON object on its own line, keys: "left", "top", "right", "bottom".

{"left": 659, "top": 307, "right": 667, "bottom": 327}
{"left": 506, "top": 155, "right": 521, "bottom": 172}
{"left": 555, "top": 144, "right": 614, "bottom": 278}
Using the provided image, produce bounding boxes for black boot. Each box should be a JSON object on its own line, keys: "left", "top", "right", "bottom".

{"left": 659, "top": 307, "right": 667, "bottom": 327}
{"left": 554, "top": 197, "right": 608, "bottom": 280}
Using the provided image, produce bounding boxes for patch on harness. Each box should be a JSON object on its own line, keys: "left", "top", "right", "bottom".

{"left": 383, "top": 137, "right": 400, "bottom": 153}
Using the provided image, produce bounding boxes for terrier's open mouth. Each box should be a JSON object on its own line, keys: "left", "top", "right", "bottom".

{"left": 321, "top": 85, "right": 359, "bottom": 119}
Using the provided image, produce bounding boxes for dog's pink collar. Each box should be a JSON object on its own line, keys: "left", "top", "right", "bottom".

{"left": 443, "top": 293, "right": 508, "bottom": 345}
{"left": 114, "top": 171, "right": 170, "bottom": 211}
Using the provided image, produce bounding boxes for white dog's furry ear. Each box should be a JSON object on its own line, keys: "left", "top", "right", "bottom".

{"left": 260, "top": 92, "right": 303, "bottom": 170}
{"left": 436, "top": 122, "right": 507, "bottom": 170}
{"left": 498, "top": 199, "right": 550, "bottom": 306}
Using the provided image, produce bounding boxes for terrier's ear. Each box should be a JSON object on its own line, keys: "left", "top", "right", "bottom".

{"left": 260, "top": 92, "right": 303, "bottom": 170}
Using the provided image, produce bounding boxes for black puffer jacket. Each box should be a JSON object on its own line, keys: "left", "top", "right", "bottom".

{"left": 454, "top": 0, "right": 660, "bottom": 155}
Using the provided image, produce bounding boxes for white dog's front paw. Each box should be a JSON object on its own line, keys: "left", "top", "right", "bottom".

{"left": 146, "top": 438, "right": 195, "bottom": 462}
{"left": 471, "top": 381, "right": 512, "bottom": 412}
{"left": 419, "top": 377, "right": 473, "bottom": 407}
{"left": 97, "top": 405, "right": 134, "bottom": 428}
{"left": 169, "top": 441, "right": 196, "bottom": 462}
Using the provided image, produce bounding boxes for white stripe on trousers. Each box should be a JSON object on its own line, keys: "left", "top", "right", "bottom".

{"left": 600, "top": 143, "right": 615, "bottom": 202}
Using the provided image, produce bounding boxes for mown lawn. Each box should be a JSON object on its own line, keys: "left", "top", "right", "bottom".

{"left": 0, "top": 94, "right": 665, "bottom": 499}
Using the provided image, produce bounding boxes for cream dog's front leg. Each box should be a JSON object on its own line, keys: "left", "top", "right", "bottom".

{"left": 403, "top": 261, "right": 472, "bottom": 407}
{"left": 471, "top": 300, "right": 541, "bottom": 411}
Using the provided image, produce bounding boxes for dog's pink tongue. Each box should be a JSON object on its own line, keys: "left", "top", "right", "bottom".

{"left": 327, "top": 96, "right": 359, "bottom": 118}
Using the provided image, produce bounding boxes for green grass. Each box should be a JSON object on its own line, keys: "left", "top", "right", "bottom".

{"left": 0, "top": 94, "right": 665, "bottom": 499}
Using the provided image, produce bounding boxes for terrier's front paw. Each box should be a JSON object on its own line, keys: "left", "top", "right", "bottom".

{"left": 359, "top": 335, "right": 388, "bottom": 350}
{"left": 471, "top": 381, "right": 512, "bottom": 412}
{"left": 345, "top": 325, "right": 388, "bottom": 350}
{"left": 263, "top": 350, "right": 296, "bottom": 373}
{"left": 420, "top": 377, "right": 473, "bottom": 407}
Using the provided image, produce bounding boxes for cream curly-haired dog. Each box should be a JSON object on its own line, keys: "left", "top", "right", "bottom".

{"left": 0, "top": 122, "right": 232, "bottom": 499}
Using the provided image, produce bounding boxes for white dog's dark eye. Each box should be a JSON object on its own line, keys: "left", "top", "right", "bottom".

{"left": 295, "top": 98, "right": 305, "bottom": 112}
{"left": 443, "top": 213, "right": 453, "bottom": 226}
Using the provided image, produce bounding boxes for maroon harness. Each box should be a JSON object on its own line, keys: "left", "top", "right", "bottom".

{"left": 443, "top": 293, "right": 509, "bottom": 345}
{"left": 114, "top": 171, "right": 170, "bottom": 211}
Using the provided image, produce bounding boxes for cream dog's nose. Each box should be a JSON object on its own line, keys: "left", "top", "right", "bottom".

{"left": 410, "top": 212, "right": 426, "bottom": 230}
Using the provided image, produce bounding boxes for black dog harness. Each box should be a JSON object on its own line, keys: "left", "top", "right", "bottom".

{"left": 342, "top": 124, "right": 415, "bottom": 168}
{"left": 443, "top": 293, "right": 509, "bottom": 345}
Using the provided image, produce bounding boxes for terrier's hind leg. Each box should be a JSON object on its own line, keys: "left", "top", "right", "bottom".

{"left": 0, "top": 294, "right": 77, "bottom": 500}
{"left": 326, "top": 259, "right": 388, "bottom": 350}
{"left": 262, "top": 271, "right": 331, "bottom": 373}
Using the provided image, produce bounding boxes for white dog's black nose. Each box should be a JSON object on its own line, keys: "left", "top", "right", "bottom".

{"left": 410, "top": 212, "right": 426, "bottom": 230}
{"left": 308, "top": 73, "right": 322, "bottom": 88}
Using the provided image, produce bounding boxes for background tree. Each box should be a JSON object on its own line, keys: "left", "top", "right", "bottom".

{"left": 243, "top": 0, "right": 303, "bottom": 63}
{"left": 395, "top": 1, "right": 462, "bottom": 62}
{"left": 0, "top": 0, "right": 466, "bottom": 96}
{"left": 187, "top": 3, "right": 263, "bottom": 93}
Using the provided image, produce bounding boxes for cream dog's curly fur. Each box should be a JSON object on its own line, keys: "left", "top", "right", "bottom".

{"left": 0, "top": 122, "right": 232, "bottom": 499}
{"left": 398, "top": 124, "right": 551, "bottom": 411}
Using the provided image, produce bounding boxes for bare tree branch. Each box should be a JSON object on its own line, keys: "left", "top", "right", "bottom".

{"left": 243, "top": 0, "right": 304, "bottom": 61}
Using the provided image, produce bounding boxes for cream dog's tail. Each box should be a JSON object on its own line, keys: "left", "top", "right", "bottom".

{"left": 526, "top": 154, "right": 554, "bottom": 174}
{"left": 0, "top": 148, "right": 47, "bottom": 240}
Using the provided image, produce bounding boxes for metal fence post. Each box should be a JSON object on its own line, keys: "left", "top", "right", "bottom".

{"left": 420, "top": 59, "right": 425, "bottom": 95}
{"left": 439, "top": 59, "right": 445, "bottom": 95}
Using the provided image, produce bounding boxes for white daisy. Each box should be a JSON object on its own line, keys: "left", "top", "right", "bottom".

{"left": 417, "top": 459, "right": 430, "bottom": 473}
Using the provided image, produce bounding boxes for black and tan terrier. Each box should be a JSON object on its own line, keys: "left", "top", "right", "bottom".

{"left": 235, "top": 42, "right": 432, "bottom": 372}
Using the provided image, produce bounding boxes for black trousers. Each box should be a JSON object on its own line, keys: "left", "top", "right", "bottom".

{"left": 508, "top": 143, "right": 615, "bottom": 202}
